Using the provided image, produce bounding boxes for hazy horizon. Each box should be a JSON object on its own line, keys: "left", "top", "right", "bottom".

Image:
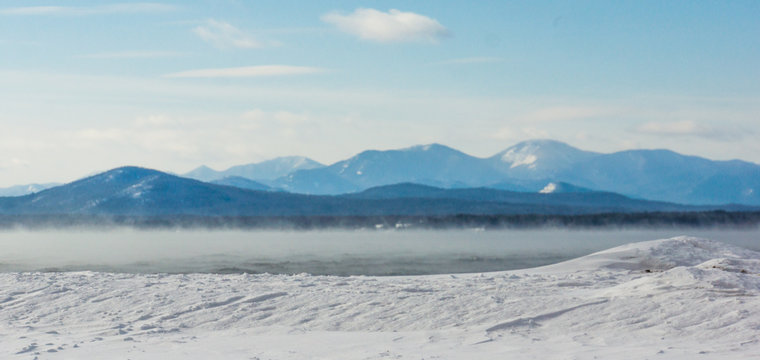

{"left": 3, "top": 228, "right": 759, "bottom": 275}
{"left": 7, "top": 137, "right": 760, "bottom": 187}
{"left": 1, "top": 1, "right": 759, "bottom": 186}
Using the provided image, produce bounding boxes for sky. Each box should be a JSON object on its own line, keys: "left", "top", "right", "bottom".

{"left": 1, "top": 0, "right": 759, "bottom": 186}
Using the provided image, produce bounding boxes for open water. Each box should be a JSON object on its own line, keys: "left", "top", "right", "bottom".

{"left": 1, "top": 229, "right": 758, "bottom": 275}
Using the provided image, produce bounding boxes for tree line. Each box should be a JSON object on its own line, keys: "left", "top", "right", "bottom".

{"left": 1, "top": 211, "right": 759, "bottom": 230}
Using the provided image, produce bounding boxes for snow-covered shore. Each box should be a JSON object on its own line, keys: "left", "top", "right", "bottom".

{"left": 1, "top": 236, "right": 759, "bottom": 359}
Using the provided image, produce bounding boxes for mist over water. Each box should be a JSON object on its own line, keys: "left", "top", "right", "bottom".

{"left": 1, "top": 229, "right": 758, "bottom": 276}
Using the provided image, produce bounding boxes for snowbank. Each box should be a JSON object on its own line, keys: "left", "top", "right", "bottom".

{"left": 1, "top": 236, "right": 759, "bottom": 359}
{"left": 533, "top": 235, "right": 760, "bottom": 273}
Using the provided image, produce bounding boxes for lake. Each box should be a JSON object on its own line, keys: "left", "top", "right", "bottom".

{"left": 1, "top": 228, "right": 758, "bottom": 275}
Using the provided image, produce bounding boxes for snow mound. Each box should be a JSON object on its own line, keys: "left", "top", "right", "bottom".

{"left": 533, "top": 236, "right": 760, "bottom": 273}
{"left": 697, "top": 257, "right": 760, "bottom": 274}
{"left": 601, "top": 259, "right": 760, "bottom": 298}
{"left": 595, "top": 241, "right": 760, "bottom": 308}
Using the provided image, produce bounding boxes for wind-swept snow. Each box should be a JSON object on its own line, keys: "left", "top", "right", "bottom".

{"left": 1, "top": 236, "right": 759, "bottom": 359}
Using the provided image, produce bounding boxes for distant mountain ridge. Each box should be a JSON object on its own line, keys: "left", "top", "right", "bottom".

{"left": 343, "top": 183, "right": 672, "bottom": 212}
{"left": 184, "top": 156, "right": 324, "bottom": 182}
{"left": 0, "top": 183, "right": 60, "bottom": 197}
{"left": 210, "top": 176, "right": 272, "bottom": 191}
{"left": 488, "top": 139, "right": 599, "bottom": 180}
{"left": 273, "top": 144, "right": 505, "bottom": 194}
{"left": 555, "top": 149, "right": 760, "bottom": 205}
{"left": 3, "top": 139, "right": 759, "bottom": 206}
{"left": 0, "top": 167, "right": 745, "bottom": 217}
{"left": 260, "top": 140, "right": 759, "bottom": 206}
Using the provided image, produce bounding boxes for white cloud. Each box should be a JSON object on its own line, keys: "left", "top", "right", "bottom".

{"left": 0, "top": 3, "right": 176, "bottom": 16}
{"left": 322, "top": 8, "right": 449, "bottom": 43}
{"left": 164, "top": 65, "right": 327, "bottom": 78}
{"left": 77, "top": 51, "right": 185, "bottom": 59}
{"left": 193, "top": 19, "right": 264, "bottom": 49}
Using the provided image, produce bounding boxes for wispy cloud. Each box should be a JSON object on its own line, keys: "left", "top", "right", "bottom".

{"left": 77, "top": 51, "right": 185, "bottom": 59}
{"left": 193, "top": 19, "right": 267, "bottom": 49}
{"left": 243, "top": 109, "right": 310, "bottom": 126}
{"left": 163, "top": 65, "right": 328, "bottom": 78}
{"left": 636, "top": 120, "right": 708, "bottom": 136}
{"left": 322, "top": 8, "right": 450, "bottom": 43}
{"left": 519, "top": 106, "right": 620, "bottom": 123}
{"left": 0, "top": 157, "right": 29, "bottom": 170}
{"left": 490, "top": 126, "right": 550, "bottom": 141}
{"left": 437, "top": 57, "right": 503, "bottom": 65}
{"left": 634, "top": 120, "right": 747, "bottom": 140}
{"left": 0, "top": 3, "right": 177, "bottom": 16}
{"left": 71, "top": 116, "right": 199, "bottom": 156}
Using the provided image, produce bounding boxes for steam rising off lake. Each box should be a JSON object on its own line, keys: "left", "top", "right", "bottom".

{"left": 1, "top": 229, "right": 759, "bottom": 275}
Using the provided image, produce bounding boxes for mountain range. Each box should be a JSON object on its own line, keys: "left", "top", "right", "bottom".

{"left": 3, "top": 139, "right": 759, "bottom": 208}
{"left": 180, "top": 140, "right": 760, "bottom": 206}
{"left": 184, "top": 156, "right": 323, "bottom": 182}
{"left": 0, "top": 166, "right": 744, "bottom": 217}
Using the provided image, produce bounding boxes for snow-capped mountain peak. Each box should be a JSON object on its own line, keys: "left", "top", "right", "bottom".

{"left": 502, "top": 150, "right": 538, "bottom": 169}
{"left": 498, "top": 140, "right": 554, "bottom": 167}
{"left": 497, "top": 139, "right": 582, "bottom": 165}
{"left": 490, "top": 139, "right": 600, "bottom": 179}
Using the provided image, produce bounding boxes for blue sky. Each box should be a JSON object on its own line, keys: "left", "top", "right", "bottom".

{"left": 1, "top": 0, "right": 759, "bottom": 185}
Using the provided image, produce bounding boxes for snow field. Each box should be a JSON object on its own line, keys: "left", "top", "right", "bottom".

{"left": 1, "top": 236, "right": 759, "bottom": 359}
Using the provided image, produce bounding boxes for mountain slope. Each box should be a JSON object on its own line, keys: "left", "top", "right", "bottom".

{"left": 556, "top": 150, "right": 760, "bottom": 205}
{"left": 488, "top": 139, "right": 600, "bottom": 180}
{"left": 222, "top": 156, "right": 324, "bottom": 181}
{"left": 210, "top": 176, "right": 272, "bottom": 191}
{"left": 273, "top": 144, "right": 504, "bottom": 194}
{"left": 274, "top": 169, "right": 361, "bottom": 195}
{"left": 184, "top": 156, "right": 324, "bottom": 182}
{"left": 239, "top": 141, "right": 760, "bottom": 205}
{"left": 538, "top": 182, "right": 593, "bottom": 194}
{"left": 0, "top": 167, "right": 729, "bottom": 217}
{"left": 271, "top": 141, "right": 602, "bottom": 195}
{"left": 182, "top": 165, "right": 220, "bottom": 182}
{"left": 0, "top": 167, "right": 314, "bottom": 216}
{"left": 345, "top": 183, "right": 693, "bottom": 213}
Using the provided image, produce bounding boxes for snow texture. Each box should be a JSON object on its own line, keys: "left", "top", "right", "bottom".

{"left": 539, "top": 182, "right": 557, "bottom": 194}
{"left": 1, "top": 236, "right": 759, "bottom": 359}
